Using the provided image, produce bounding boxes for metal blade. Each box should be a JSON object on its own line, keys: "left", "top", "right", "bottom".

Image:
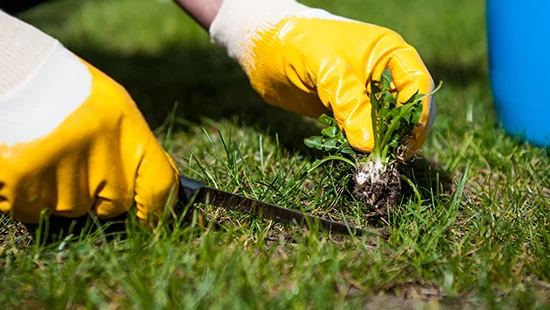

{"left": 198, "top": 187, "right": 384, "bottom": 237}
{"left": 178, "top": 176, "right": 386, "bottom": 238}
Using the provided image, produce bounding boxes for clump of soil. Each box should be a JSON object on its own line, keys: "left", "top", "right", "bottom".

{"left": 0, "top": 215, "right": 33, "bottom": 249}
{"left": 353, "top": 160, "right": 401, "bottom": 218}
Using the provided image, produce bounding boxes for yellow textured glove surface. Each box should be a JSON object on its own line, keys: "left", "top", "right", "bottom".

{"left": 211, "top": 3, "right": 436, "bottom": 157}
{"left": 0, "top": 57, "right": 179, "bottom": 224}
{"left": 252, "top": 19, "right": 435, "bottom": 156}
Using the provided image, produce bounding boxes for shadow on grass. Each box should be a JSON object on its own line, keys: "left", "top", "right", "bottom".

{"left": 18, "top": 204, "right": 208, "bottom": 246}
{"left": 73, "top": 46, "right": 321, "bottom": 153}
{"left": 6, "top": 45, "right": 461, "bottom": 239}
{"left": 22, "top": 213, "right": 129, "bottom": 245}
{"left": 426, "top": 60, "right": 489, "bottom": 88}
{"left": 74, "top": 47, "right": 488, "bottom": 152}
{"left": 400, "top": 157, "right": 455, "bottom": 202}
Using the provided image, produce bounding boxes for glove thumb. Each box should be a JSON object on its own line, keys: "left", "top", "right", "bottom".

{"left": 133, "top": 135, "right": 179, "bottom": 224}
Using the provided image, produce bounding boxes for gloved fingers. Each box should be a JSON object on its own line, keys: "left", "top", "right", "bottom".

{"left": 92, "top": 197, "right": 130, "bottom": 220}
{"left": 0, "top": 168, "right": 51, "bottom": 224}
{"left": 0, "top": 140, "right": 90, "bottom": 223}
{"left": 386, "top": 45, "right": 436, "bottom": 159}
{"left": 163, "top": 150, "right": 180, "bottom": 174}
{"left": 133, "top": 133, "right": 180, "bottom": 224}
{"left": 76, "top": 60, "right": 179, "bottom": 222}
{"left": 321, "top": 59, "right": 375, "bottom": 153}
{"left": 386, "top": 45, "right": 435, "bottom": 119}
{"left": 0, "top": 144, "right": 130, "bottom": 223}
{"left": 365, "top": 32, "right": 435, "bottom": 159}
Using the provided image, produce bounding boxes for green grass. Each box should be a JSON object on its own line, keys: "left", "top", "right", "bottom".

{"left": 1, "top": 0, "right": 549, "bottom": 308}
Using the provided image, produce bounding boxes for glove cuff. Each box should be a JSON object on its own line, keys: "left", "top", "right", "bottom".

{"left": 209, "top": 0, "right": 310, "bottom": 65}
{"left": 0, "top": 11, "right": 58, "bottom": 97}
{"left": 0, "top": 12, "right": 92, "bottom": 146}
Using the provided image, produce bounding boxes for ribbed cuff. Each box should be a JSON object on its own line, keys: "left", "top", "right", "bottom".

{"left": 209, "top": 0, "right": 310, "bottom": 65}
{"left": 0, "top": 11, "right": 57, "bottom": 97}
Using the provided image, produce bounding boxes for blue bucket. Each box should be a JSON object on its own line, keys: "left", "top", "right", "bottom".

{"left": 487, "top": 0, "right": 550, "bottom": 147}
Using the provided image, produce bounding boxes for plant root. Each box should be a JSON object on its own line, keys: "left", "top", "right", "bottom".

{"left": 353, "top": 160, "right": 401, "bottom": 218}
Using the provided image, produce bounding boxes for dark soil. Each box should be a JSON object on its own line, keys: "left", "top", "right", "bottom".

{"left": 352, "top": 161, "right": 401, "bottom": 218}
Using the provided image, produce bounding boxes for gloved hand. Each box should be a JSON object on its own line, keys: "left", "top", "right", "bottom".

{"left": 0, "top": 13, "right": 179, "bottom": 224}
{"left": 210, "top": 0, "right": 436, "bottom": 158}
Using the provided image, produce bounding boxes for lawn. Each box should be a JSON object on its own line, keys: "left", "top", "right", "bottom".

{"left": 1, "top": 0, "right": 550, "bottom": 308}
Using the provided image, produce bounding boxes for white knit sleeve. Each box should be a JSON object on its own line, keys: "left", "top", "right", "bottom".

{"left": 0, "top": 11, "right": 92, "bottom": 146}
{"left": 208, "top": 0, "right": 310, "bottom": 63}
{"left": 0, "top": 11, "right": 57, "bottom": 97}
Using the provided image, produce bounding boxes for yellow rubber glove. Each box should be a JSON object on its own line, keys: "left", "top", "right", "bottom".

{"left": 0, "top": 14, "right": 178, "bottom": 224}
{"left": 210, "top": 0, "right": 436, "bottom": 158}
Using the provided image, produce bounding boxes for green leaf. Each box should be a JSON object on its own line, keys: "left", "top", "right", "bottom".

{"left": 412, "top": 106, "right": 422, "bottom": 125}
{"left": 340, "top": 144, "right": 356, "bottom": 155}
{"left": 383, "top": 92, "right": 396, "bottom": 109}
{"left": 390, "top": 106, "right": 402, "bottom": 118}
{"left": 304, "top": 136, "right": 325, "bottom": 150}
{"left": 378, "top": 121, "right": 388, "bottom": 137}
{"left": 321, "top": 126, "right": 339, "bottom": 138}
{"left": 388, "top": 137, "right": 399, "bottom": 149}
{"left": 370, "top": 91, "right": 381, "bottom": 117}
{"left": 379, "top": 105, "right": 390, "bottom": 120}
{"left": 402, "top": 91, "right": 421, "bottom": 105}
{"left": 317, "top": 114, "right": 335, "bottom": 126}
{"left": 371, "top": 81, "right": 382, "bottom": 97}
{"left": 381, "top": 69, "right": 392, "bottom": 90}
{"left": 381, "top": 103, "right": 417, "bottom": 149}
{"left": 323, "top": 138, "right": 339, "bottom": 149}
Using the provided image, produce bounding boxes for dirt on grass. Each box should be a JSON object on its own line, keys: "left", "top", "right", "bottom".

{"left": 0, "top": 216, "right": 33, "bottom": 251}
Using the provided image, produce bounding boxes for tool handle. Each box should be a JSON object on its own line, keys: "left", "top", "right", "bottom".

{"left": 178, "top": 176, "right": 205, "bottom": 205}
